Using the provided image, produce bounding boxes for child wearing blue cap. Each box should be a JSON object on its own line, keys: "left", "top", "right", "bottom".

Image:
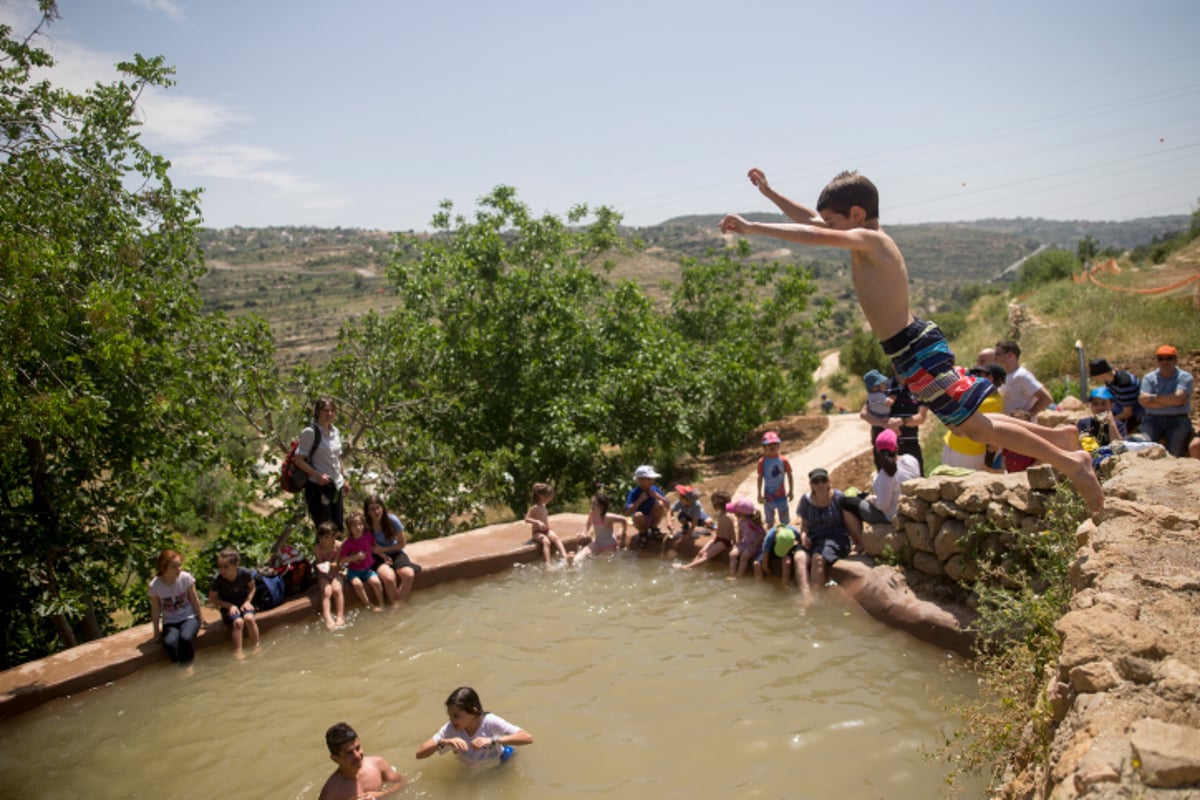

{"left": 1077, "top": 386, "right": 1125, "bottom": 447}
{"left": 862, "top": 369, "right": 893, "bottom": 418}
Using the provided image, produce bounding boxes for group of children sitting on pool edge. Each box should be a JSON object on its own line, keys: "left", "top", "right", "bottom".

{"left": 147, "top": 493, "right": 425, "bottom": 664}
{"left": 320, "top": 685, "right": 534, "bottom": 799}
{"left": 526, "top": 431, "right": 861, "bottom": 605}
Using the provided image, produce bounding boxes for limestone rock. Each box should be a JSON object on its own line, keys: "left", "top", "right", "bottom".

{"left": 1130, "top": 718, "right": 1200, "bottom": 788}
{"left": 860, "top": 523, "right": 904, "bottom": 558}
{"left": 1026, "top": 464, "right": 1059, "bottom": 491}
{"left": 1068, "top": 548, "right": 1100, "bottom": 591}
{"left": 1156, "top": 659, "right": 1200, "bottom": 704}
{"left": 943, "top": 554, "right": 979, "bottom": 583}
{"left": 908, "top": 478, "right": 942, "bottom": 502}
{"left": 934, "top": 519, "right": 967, "bottom": 562}
{"left": 1056, "top": 608, "right": 1162, "bottom": 670}
{"left": 955, "top": 482, "right": 991, "bottom": 512}
{"left": 1069, "top": 660, "right": 1120, "bottom": 693}
{"left": 1116, "top": 655, "right": 1155, "bottom": 684}
{"left": 897, "top": 495, "right": 929, "bottom": 522}
{"left": 905, "top": 521, "right": 934, "bottom": 554}
{"left": 912, "top": 551, "right": 944, "bottom": 576}
{"left": 938, "top": 478, "right": 964, "bottom": 502}
{"left": 1073, "top": 758, "right": 1120, "bottom": 794}
{"left": 1074, "top": 518, "right": 1097, "bottom": 547}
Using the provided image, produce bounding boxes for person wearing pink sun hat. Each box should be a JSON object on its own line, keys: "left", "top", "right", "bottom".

{"left": 843, "top": 429, "right": 921, "bottom": 525}
{"left": 756, "top": 430, "right": 794, "bottom": 527}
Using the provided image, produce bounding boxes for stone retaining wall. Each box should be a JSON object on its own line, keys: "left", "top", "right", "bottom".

{"left": 862, "top": 453, "right": 1200, "bottom": 797}
{"left": 859, "top": 464, "right": 1063, "bottom": 585}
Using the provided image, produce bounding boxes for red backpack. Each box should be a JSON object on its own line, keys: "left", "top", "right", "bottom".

{"left": 280, "top": 425, "right": 320, "bottom": 493}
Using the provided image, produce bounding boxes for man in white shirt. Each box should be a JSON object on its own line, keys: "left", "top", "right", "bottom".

{"left": 995, "top": 340, "right": 1052, "bottom": 421}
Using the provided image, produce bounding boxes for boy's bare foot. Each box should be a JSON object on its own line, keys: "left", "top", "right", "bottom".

{"left": 1064, "top": 450, "right": 1105, "bottom": 514}
{"left": 233, "top": 649, "right": 246, "bottom": 661}
{"left": 370, "top": 605, "right": 382, "bottom": 613}
{"left": 335, "top": 616, "right": 345, "bottom": 627}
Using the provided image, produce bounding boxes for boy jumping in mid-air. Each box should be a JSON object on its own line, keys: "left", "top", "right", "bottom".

{"left": 720, "top": 168, "right": 1102, "bottom": 514}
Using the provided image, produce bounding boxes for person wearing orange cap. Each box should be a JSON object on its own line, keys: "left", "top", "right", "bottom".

{"left": 1138, "top": 345, "right": 1193, "bottom": 456}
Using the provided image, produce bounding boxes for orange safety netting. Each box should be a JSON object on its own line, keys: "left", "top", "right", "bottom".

{"left": 1076, "top": 258, "right": 1200, "bottom": 294}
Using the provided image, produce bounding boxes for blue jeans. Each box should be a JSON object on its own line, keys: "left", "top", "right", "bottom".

{"left": 1139, "top": 414, "right": 1193, "bottom": 457}
{"left": 162, "top": 616, "right": 200, "bottom": 664}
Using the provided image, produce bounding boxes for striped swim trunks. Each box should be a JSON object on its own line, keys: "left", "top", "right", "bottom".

{"left": 880, "top": 318, "right": 995, "bottom": 428}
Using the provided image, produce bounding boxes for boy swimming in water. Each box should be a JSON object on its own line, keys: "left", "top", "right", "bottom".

{"left": 720, "top": 168, "right": 1102, "bottom": 513}
{"left": 319, "top": 721, "right": 404, "bottom": 800}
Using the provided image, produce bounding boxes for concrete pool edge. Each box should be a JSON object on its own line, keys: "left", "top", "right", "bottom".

{"left": 0, "top": 512, "right": 971, "bottom": 721}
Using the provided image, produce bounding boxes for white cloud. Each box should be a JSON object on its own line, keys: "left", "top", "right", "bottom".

{"left": 138, "top": 88, "right": 244, "bottom": 145}
{"left": 130, "top": 0, "right": 185, "bottom": 21}
{"left": 172, "top": 144, "right": 349, "bottom": 210}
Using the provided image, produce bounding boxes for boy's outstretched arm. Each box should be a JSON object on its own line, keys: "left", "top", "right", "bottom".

{"left": 720, "top": 215, "right": 878, "bottom": 253}
{"left": 747, "top": 168, "right": 824, "bottom": 225}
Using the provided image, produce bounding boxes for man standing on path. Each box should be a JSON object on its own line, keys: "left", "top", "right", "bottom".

{"left": 1139, "top": 344, "right": 1194, "bottom": 457}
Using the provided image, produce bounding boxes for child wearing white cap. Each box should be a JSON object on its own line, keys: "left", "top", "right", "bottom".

{"left": 624, "top": 465, "right": 670, "bottom": 547}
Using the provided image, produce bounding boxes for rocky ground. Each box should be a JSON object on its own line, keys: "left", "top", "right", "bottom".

{"left": 1004, "top": 453, "right": 1200, "bottom": 798}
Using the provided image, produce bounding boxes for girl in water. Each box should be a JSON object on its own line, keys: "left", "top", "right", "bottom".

{"left": 415, "top": 686, "right": 533, "bottom": 767}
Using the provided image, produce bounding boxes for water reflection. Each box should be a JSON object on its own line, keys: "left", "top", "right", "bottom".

{"left": 0, "top": 556, "right": 983, "bottom": 799}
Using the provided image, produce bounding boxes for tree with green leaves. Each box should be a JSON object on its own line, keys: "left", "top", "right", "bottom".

{"left": 0, "top": 4, "right": 254, "bottom": 667}
{"left": 1013, "top": 249, "right": 1080, "bottom": 293}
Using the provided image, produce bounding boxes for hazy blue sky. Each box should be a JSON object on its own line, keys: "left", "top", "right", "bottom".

{"left": 5, "top": 0, "right": 1198, "bottom": 230}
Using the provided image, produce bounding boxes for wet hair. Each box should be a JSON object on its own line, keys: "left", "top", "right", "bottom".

{"left": 876, "top": 449, "right": 898, "bottom": 477}
{"left": 325, "top": 721, "right": 358, "bottom": 755}
{"left": 995, "top": 340, "right": 1021, "bottom": 358}
{"left": 445, "top": 686, "right": 484, "bottom": 717}
{"left": 710, "top": 490, "right": 731, "bottom": 510}
{"left": 531, "top": 482, "right": 554, "bottom": 502}
{"left": 591, "top": 492, "right": 610, "bottom": 516}
{"left": 817, "top": 171, "right": 879, "bottom": 221}
{"left": 316, "top": 521, "right": 339, "bottom": 541}
{"left": 155, "top": 549, "right": 182, "bottom": 575}
{"left": 217, "top": 547, "right": 240, "bottom": 567}
{"left": 313, "top": 395, "right": 337, "bottom": 419}
{"left": 363, "top": 493, "right": 401, "bottom": 539}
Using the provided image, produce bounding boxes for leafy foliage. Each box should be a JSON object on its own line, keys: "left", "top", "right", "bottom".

{"left": 1012, "top": 249, "right": 1080, "bottom": 294}
{"left": 0, "top": 8, "right": 263, "bottom": 667}
{"left": 839, "top": 329, "right": 891, "bottom": 381}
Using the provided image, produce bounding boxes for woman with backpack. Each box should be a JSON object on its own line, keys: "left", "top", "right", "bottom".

{"left": 293, "top": 396, "right": 350, "bottom": 531}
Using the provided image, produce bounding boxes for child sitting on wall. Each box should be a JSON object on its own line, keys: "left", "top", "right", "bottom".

{"left": 208, "top": 547, "right": 260, "bottom": 658}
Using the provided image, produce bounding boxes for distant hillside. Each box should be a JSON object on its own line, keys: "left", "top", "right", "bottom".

{"left": 197, "top": 214, "right": 1187, "bottom": 365}
{"left": 648, "top": 213, "right": 1190, "bottom": 286}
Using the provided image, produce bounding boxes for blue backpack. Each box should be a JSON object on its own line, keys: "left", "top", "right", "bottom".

{"left": 252, "top": 568, "right": 287, "bottom": 611}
